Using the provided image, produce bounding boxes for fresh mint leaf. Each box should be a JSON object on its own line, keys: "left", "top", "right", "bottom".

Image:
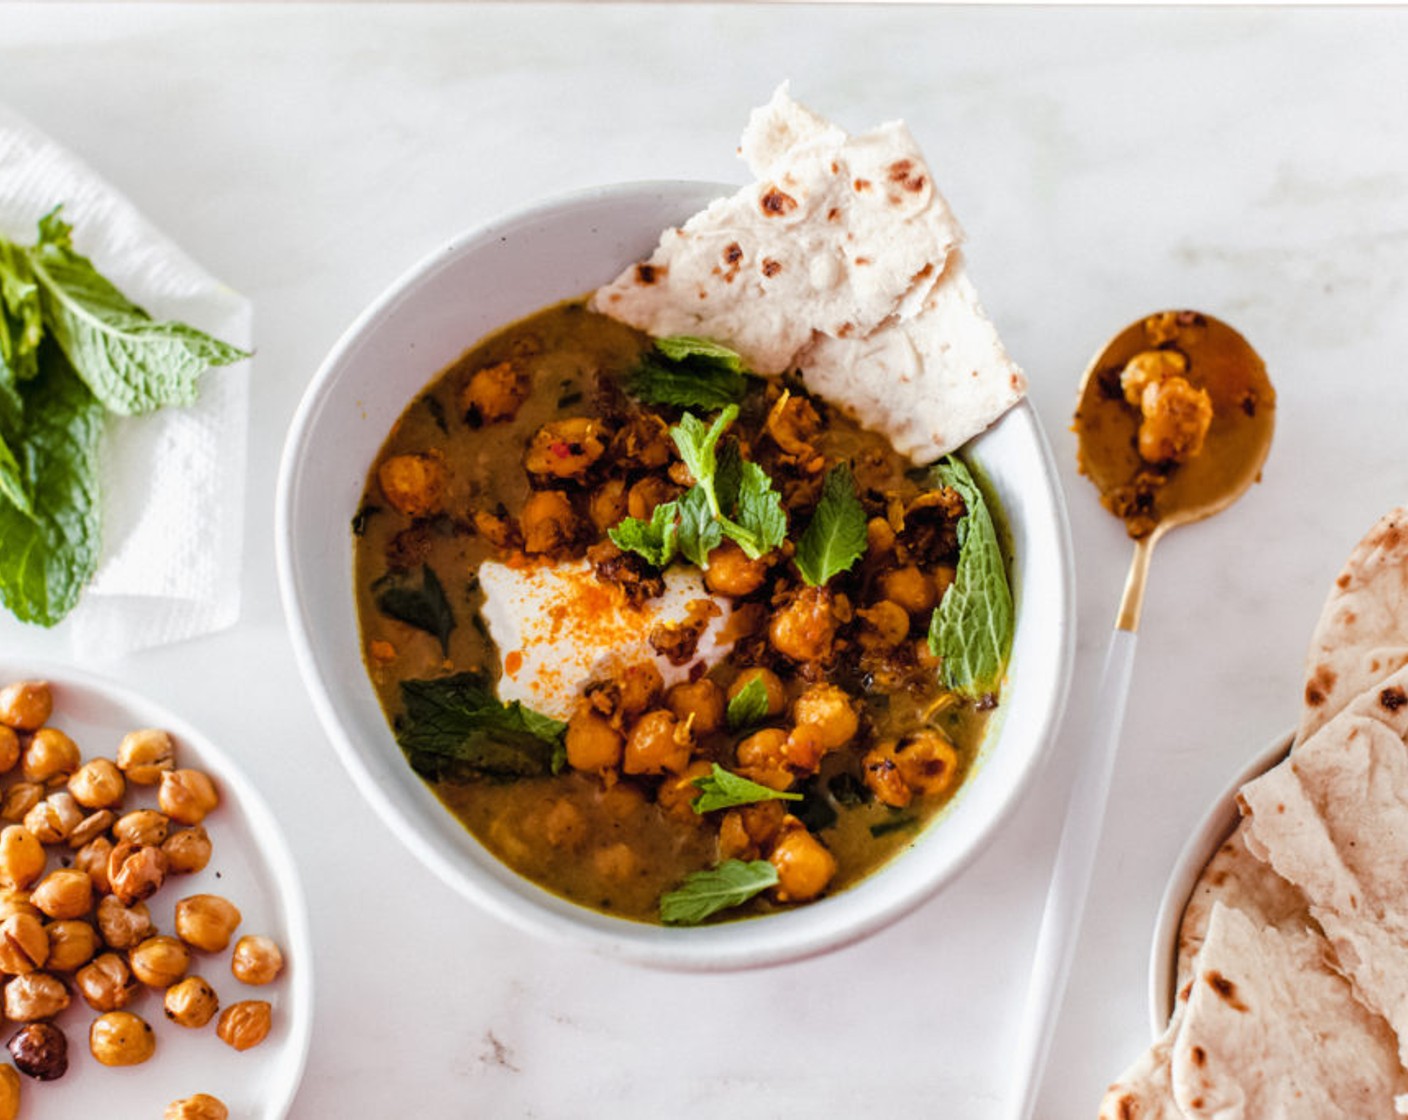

{"left": 396, "top": 671, "right": 566, "bottom": 781}
{"left": 608, "top": 499, "right": 680, "bottom": 568}
{"left": 723, "top": 460, "right": 786, "bottom": 560}
{"left": 625, "top": 336, "right": 750, "bottom": 411}
{"left": 691, "top": 764, "right": 801, "bottom": 814}
{"left": 0, "top": 429, "right": 36, "bottom": 521}
{"left": 671, "top": 406, "right": 737, "bottom": 517}
{"left": 654, "top": 336, "right": 747, "bottom": 371}
{"left": 927, "top": 455, "right": 1014, "bottom": 697}
{"left": 0, "top": 345, "right": 103, "bottom": 626}
{"left": 0, "top": 241, "right": 42, "bottom": 384}
{"left": 674, "top": 485, "right": 721, "bottom": 568}
{"left": 374, "top": 564, "right": 457, "bottom": 655}
{"left": 26, "top": 208, "right": 249, "bottom": 416}
{"left": 794, "top": 462, "right": 867, "bottom": 586}
{"left": 869, "top": 814, "right": 919, "bottom": 839}
{"left": 725, "top": 676, "right": 770, "bottom": 731}
{"left": 659, "top": 859, "right": 779, "bottom": 925}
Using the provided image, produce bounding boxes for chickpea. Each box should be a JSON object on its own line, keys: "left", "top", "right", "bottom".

{"left": 377, "top": 451, "right": 447, "bottom": 518}
{"left": 895, "top": 730, "right": 961, "bottom": 798}
{"left": 704, "top": 539, "right": 770, "bottom": 597}
{"left": 163, "top": 826, "right": 213, "bottom": 875}
{"left": 587, "top": 477, "right": 629, "bottom": 533}
{"left": 0, "top": 784, "right": 38, "bottom": 824}
{"left": 613, "top": 662, "right": 663, "bottom": 718}
{"left": 626, "top": 475, "right": 677, "bottom": 521}
{"left": 23, "top": 792, "right": 82, "bottom": 844}
{"left": 565, "top": 706, "right": 623, "bottom": 775}
{"left": 540, "top": 800, "right": 587, "bottom": 849}
{"left": 861, "top": 740, "right": 912, "bottom": 808}
{"left": 44, "top": 919, "right": 98, "bottom": 972}
{"left": 116, "top": 728, "right": 175, "bottom": 784}
{"left": 96, "top": 896, "right": 154, "bottom": 951}
{"left": 0, "top": 1064, "right": 17, "bottom": 1120}
{"left": 770, "top": 825, "right": 837, "bottom": 903}
{"left": 622, "top": 709, "right": 690, "bottom": 776}
{"left": 89, "top": 1010, "right": 156, "bottom": 1066}
{"left": 0, "top": 682, "right": 51, "bottom": 732}
{"left": 781, "top": 724, "right": 826, "bottom": 773}
{"left": 791, "top": 684, "right": 860, "bottom": 751}
{"left": 716, "top": 810, "right": 754, "bottom": 861}
{"left": 216, "top": 999, "right": 272, "bottom": 1051}
{"left": 166, "top": 1094, "right": 229, "bottom": 1120}
{"left": 734, "top": 728, "right": 794, "bottom": 791}
{"left": 0, "top": 891, "right": 35, "bottom": 921}
{"left": 130, "top": 935, "right": 191, "bottom": 988}
{"left": 857, "top": 600, "right": 911, "bottom": 649}
{"left": 174, "top": 894, "right": 242, "bottom": 953}
{"left": 610, "top": 412, "right": 672, "bottom": 469}
{"left": 7, "top": 1021, "right": 67, "bottom": 1080}
{"left": 0, "top": 826, "right": 45, "bottom": 890}
{"left": 67, "top": 808, "right": 115, "bottom": 849}
{"left": 665, "top": 679, "right": 726, "bottom": 735}
{"left": 591, "top": 842, "right": 640, "bottom": 882}
{"left": 879, "top": 566, "right": 937, "bottom": 615}
{"left": 159, "top": 769, "right": 220, "bottom": 826}
{"left": 231, "top": 935, "right": 285, "bottom": 986}
{"left": 74, "top": 835, "right": 113, "bottom": 894}
{"left": 20, "top": 727, "right": 80, "bottom": 784}
{"left": 30, "top": 869, "right": 92, "bottom": 921}
{"left": 108, "top": 841, "right": 168, "bottom": 905}
{"left": 769, "top": 586, "right": 843, "bottom": 663}
{"left": 521, "top": 490, "right": 580, "bottom": 556}
{"left": 933, "top": 563, "right": 957, "bottom": 602}
{"left": 4, "top": 971, "right": 70, "bottom": 1021}
{"left": 598, "top": 781, "right": 647, "bottom": 822}
{"left": 866, "top": 516, "right": 897, "bottom": 557}
{"left": 0, "top": 913, "right": 48, "bottom": 974}
{"left": 67, "top": 758, "right": 125, "bottom": 809}
{"left": 164, "top": 975, "right": 220, "bottom": 1028}
{"left": 113, "top": 808, "right": 170, "bottom": 847}
{"left": 0, "top": 727, "right": 17, "bottom": 775}
{"left": 656, "top": 760, "right": 713, "bottom": 822}
{"left": 460, "top": 359, "right": 528, "bottom": 426}
{"left": 726, "top": 668, "right": 786, "bottom": 718}
{"left": 75, "top": 952, "right": 137, "bottom": 1012}
{"left": 523, "top": 417, "right": 608, "bottom": 480}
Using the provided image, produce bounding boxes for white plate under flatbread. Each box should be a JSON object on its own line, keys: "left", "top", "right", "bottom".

{"left": 591, "top": 84, "right": 1025, "bottom": 464}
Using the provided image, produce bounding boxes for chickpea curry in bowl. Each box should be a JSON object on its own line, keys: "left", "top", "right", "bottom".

{"left": 354, "top": 300, "right": 1013, "bottom": 925}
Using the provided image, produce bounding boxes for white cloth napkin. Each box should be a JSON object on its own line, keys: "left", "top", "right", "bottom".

{"left": 0, "top": 102, "right": 251, "bottom": 656}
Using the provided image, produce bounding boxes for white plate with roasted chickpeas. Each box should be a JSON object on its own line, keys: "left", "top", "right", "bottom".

{"left": 0, "top": 663, "right": 312, "bottom": 1120}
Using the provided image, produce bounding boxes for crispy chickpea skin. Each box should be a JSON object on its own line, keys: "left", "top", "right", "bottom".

{"left": 4, "top": 971, "right": 70, "bottom": 1021}
{"left": 30, "top": 868, "right": 93, "bottom": 921}
{"left": 175, "top": 894, "right": 243, "bottom": 953}
{"left": 95, "top": 896, "right": 154, "bottom": 952}
{"left": 520, "top": 490, "right": 580, "bottom": 555}
{"left": 108, "top": 841, "right": 169, "bottom": 906}
{"left": 523, "top": 417, "right": 608, "bottom": 480}
{"left": 217, "top": 1000, "right": 272, "bottom": 1051}
{"left": 90, "top": 1010, "right": 156, "bottom": 1066}
{"left": 0, "top": 913, "right": 48, "bottom": 974}
{"left": 769, "top": 825, "right": 837, "bottom": 903}
{"left": 564, "top": 706, "right": 623, "bottom": 775}
{"left": 726, "top": 668, "right": 786, "bottom": 717}
{"left": 75, "top": 952, "right": 138, "bottom": 1012}
{"left": 130, "top": 936, "right": 191, "bottom": 988}
{"left": 166, "top": 1094, "right": 229, "bottom": 1120}
{"left": 74, "top": 835, "right": 114, "bottom": 894}
{"left": 7, "top": 1021, "right": 67, "bottom": 1080}
{"left": 165, "top": 975, "right": 220, "bottom": 1028}
{"left": 704, "top": 539, "right": 771, "bottom": 597}
{"left": 0, "top": 1064, "right": 17, "bottom": 1120}
{"left": 159, "top": 769, "right": 219, "bottom": 826}
{"left": 0, "top": 826, "right": 45, "bottom": 890}
{"left": 116, "top": 727, "right": 175, "bottom": 784}
{"left": 622, "top": 710, "right": 691, "bottom": 776}
{"left": 769, "top": 586, "right": 843, "bottom": 663}
{"left": 114, "top": 808, "right": 170, "bottom": 847}
{"left": 665, "top": 679, "right": 726, "bottom": 735}
{"left": 21, "top": 728, "right": 80, "bottom": 785}
{"left": 791, "top": 683, "right": 860, "bottom": 751}
{"left": 0, "top": 681, "right": 51, "bottom": 732}
{"left": 231, "top": 935, "right": 285, "bottom": 986}
{"left": 23, "top": 792, "right": 82, "bottom": 845}
{"left": 68, "top": 808, "right": 115, "bottom": 850}
{"left": 67, "top": 758, "right": 125, "bottom": 809}
{"left": 376, "top": 452, "right": 448, "bottom": 518}
{"left": 460, "top": 360, "right": 529, "bottom": 426}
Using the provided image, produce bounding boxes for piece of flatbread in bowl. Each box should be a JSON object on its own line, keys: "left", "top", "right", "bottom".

{"left": 1298, "top": 507, "right": 1408, "bottom": 746}
{"left": 1240, "top": 665, "right": 1408, "bottom": 1069}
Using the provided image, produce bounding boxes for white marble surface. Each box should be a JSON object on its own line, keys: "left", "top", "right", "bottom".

{"left": 2, "top": 5, "right": 1407, "bottom": 1118}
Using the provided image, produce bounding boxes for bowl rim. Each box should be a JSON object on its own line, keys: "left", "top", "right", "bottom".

{"left": 276, "top": 179, "right": 1076, "bottom": 970}
{"left": 1146, "top": 727, "right": 1294, "bottom": 1033}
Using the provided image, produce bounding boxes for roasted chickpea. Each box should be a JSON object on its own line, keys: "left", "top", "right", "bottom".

{"left": 856, "top": 599, "right": 911, "bottom": 649}
{"left": 0, "top": 682, "right": 51, "bottom": 732}
{"left": 4, "top": 971, "right": 70, "bottom": 1021}
{"left": 565, "top": 706, "right": 623, "bottom": 775}
{"left": 791, "top": 684, "right": 860, "bottom": 751}
{"left": 520, "top": 490, "right": 579, "bottom": 555}
{"left": 622, "top": 709, "right": 690, "bottom": 776}
{"left": 933, "top": 563, "right": 957, "bottom": 602}
{"left": 0, "top": 1064, "right": 18, "bottom": 1120}
{"left": 216, "top": 1000, "right": 272, "bottom": 1051}
{"left": 625, "top": 475, "right": 677, "bottom": 521}
{"left": 879, "top": 565, "right": 937, "bottom": 615}
{"left": 0, "top": 890, "right": 35, "bottom": 922}
{"left": 0, "top": 914, "right": 49, "bottom": 978}
{"left": 107, "top": 840, "right": 168, "bottom": 905}
{"left": 780, "top": 723, "right": 826, "bottom": 773}
{"left": 770, "top": 825, "right": 837, "bottom": 903}
{"left": 377, "top": 451, "right": 447, "bottom": 517}
{"left": 166, "top": 1094, "right": 229, "bottom": 1120}
{"left": 523, "top": 417, "right": 607, "bottom": 480}
{"left": 460, "top": 359, "right": 528, "bottom": 426}
{"left": 20, "top": 728, "right": 80, "bottom": 784}
{"left": 894, "top": 730, "right": 961, "bottom": 798}
{"left": 665, "top": 679, "right": 726, "bottom": 735}
{"left": 129, "top": 935, "right": 191, "bottom": 988}
{"left": 769, "top": 586, "right": 843, "bottom": 663}
{"left": 734, "top": 728, "right": 794, "bottom": 791}
{"left": 44, "top": 919, "right": 98, "bottom": 972}
{"left": 163, "top": 826, "right": 213, "bottom": 875}
{"left": 95, "top": 896, "right": 154, "bottom": 951}
{"left": 164, "top": 975, "right": 220, "bottom": 1028}
{"left": 656, "top": 759, "right": 713, "bottom": 822}
{"left": 613, "top": 662, "right": 663, "bottom": 718}
{"left": 159, "top": 769, "right": 219, "bottom": 826}
{"left": 726, "top": 668, "right": 786, "bottom": 718}
{"left": 30, "top": 868, "right": 92, "bottom": 921}
{"left": 0, "top": 727, "right": 18, "bottom": 775}
{"left": 703, "top": 539, "right": 770, "bottom": 597}
{"left": 0, "top": 783, "right": 41, "bottom": 824}
{"left": 73, "top": 835, "right": 113, "bottom": 894}
{"left": 0, "top": 826, "right": 45, "bottom": 891}
{"left": 22, "top": 792, "right": 82, "bottom": 844}
{"left": 866, "top": 516, "right": 897, "bottom": 557}
{"left": 113, "top": 808, "right": 170, "bottom": 847}
{"left": 230, "top": 935, "right": 285, "bottom": 986}
{"left": 89, "top": 1010, "right": 155, "bottom": 1066}
{"left": 587, "top": 477, "right": 629, "bottom": 533}
{"left": 174, "top": 894, "right": 242, "bottom": 953}
{"left": 66, "top": 758, "right": 125, "bottom": 810}
{"left": 7, "top": 1021, "right": 67, "bottom": 1080}
{"left": 116, "top": 728, "right": 175, "bottom": 784}
{"left": 67, "top": 808, "right": 115, "bottom": 850}
{"left": 75, "top": 952, "right": 137, "bottom": 1012}
{"left": 861, "top": 740, "right": 912, "bottom": 808}
{"left": 591, "top": 842, "right": 640, "bottom": 882}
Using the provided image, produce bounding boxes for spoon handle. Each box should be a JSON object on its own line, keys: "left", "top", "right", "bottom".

{"left": 1010, "top": 626, "right": 1139, "bottom": 1120}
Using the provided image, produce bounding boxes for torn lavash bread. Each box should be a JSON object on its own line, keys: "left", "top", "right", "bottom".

{"left": 590, "top": 83, "right": 1026, "bottom": 464}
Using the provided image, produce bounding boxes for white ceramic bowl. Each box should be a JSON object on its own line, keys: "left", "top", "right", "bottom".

{"left": 276, "top": 181, "right": 1075, "bottom": 970}
{"left": 1147, "top": 730, "right": 1293, "bottom": 1031}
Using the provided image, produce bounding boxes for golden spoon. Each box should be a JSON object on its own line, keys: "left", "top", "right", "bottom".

{"left": 1011, "top": 310, "right": 1275, "bottom": 1118}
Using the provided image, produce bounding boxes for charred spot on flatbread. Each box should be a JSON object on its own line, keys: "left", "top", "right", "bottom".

{"left": 1203, "top": 969, "right": 1250, "bottom": 1011}
{"left": 759, "top": 186, "right": 797, "bottom": 217}
{"left": 1380, "top": 686, "right": 1407, "bottom": 712}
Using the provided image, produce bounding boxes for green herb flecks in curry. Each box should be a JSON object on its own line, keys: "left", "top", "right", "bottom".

{"left": 354, "top": 299, "right": 1013, "bottom": 925}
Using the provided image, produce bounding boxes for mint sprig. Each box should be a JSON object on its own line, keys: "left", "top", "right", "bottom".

{"left": 794, "top": 462, "right": 867, "bottom": 586}
{"left": 625, "top": 335, "right": 751, "bottom": 411}
{"left": 725, "top": 676, "right": 770, "bottom": 731}
{"left": 659, "top": 859, "right": 779, "bottom": 925}
{"left": 691, "top": 764, "right": 802, "bottom": 814}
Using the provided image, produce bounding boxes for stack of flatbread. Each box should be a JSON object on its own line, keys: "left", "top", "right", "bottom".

{"left": 591, "top": 84, "right": 1025, "bottom": 465}
{"left": 1099, "top": 508, "right": 1408, "bottom": 1119}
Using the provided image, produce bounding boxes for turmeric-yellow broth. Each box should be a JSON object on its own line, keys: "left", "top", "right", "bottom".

{"left": 354, "top": 300, "right": 1008, "bottom": 924}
